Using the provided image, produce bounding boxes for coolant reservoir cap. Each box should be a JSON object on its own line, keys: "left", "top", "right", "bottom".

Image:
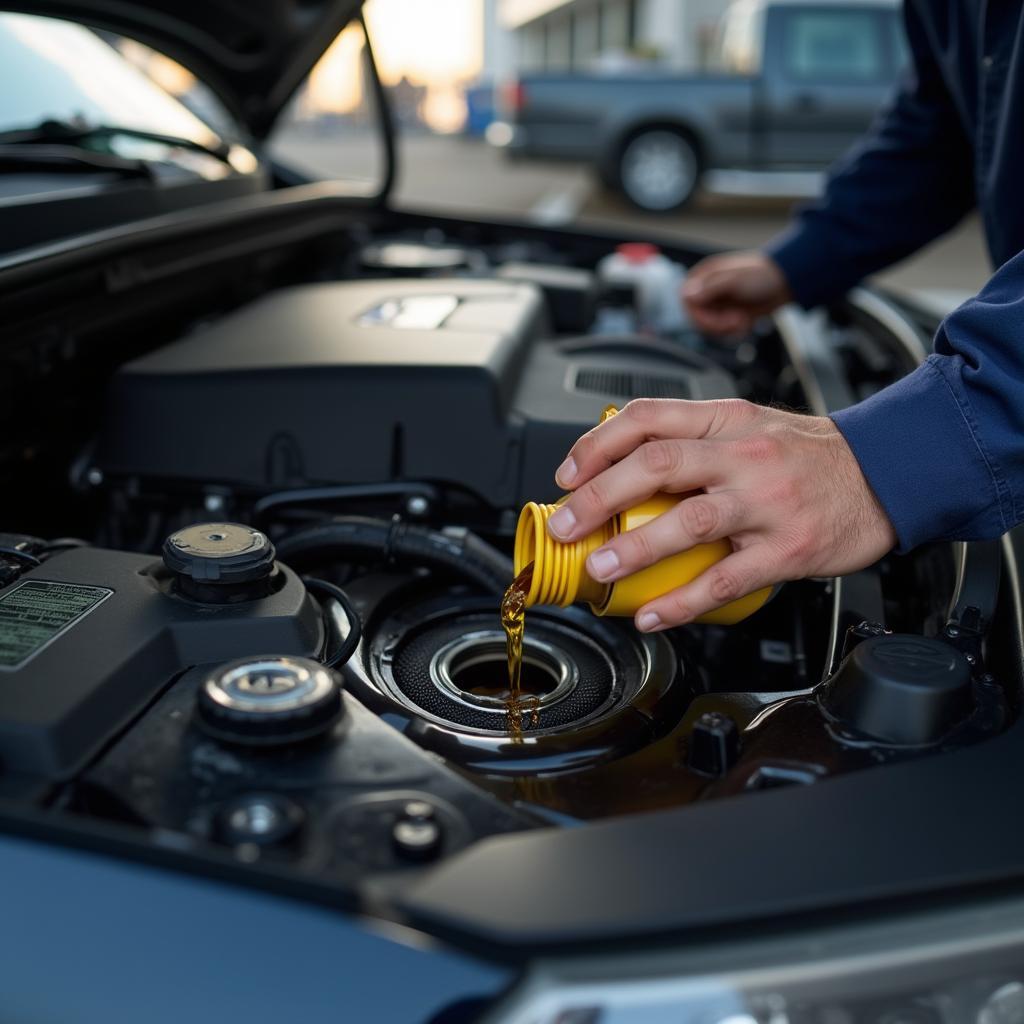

{"left": 162, "top": 522, "right": 275, "bottom": 584}
{"left": 197, "top": 656, "right": 343, "bottom": 746}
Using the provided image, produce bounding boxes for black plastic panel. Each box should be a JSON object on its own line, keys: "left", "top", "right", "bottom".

{"left": 396, "top": 715, "right": 1024, "bottom": 950}
{"left": 0, "top": 548, "right": 322, "bottom": 778}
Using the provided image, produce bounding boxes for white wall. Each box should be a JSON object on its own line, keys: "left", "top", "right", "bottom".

{"left": 483, "top": 0, "right": 517, "bottom": 81}
{"left": 640, "top": 0, "right": 732, "bottom": 69}
{"left": 502, "top": 0, "right": 732, "bottom": 75}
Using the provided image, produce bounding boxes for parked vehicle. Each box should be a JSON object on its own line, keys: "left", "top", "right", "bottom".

{"left": 496, "top": 0, "right": 904, "bottom": 211}
{"left": 2, "top": 4, "right": 1024, "bottom": 1023}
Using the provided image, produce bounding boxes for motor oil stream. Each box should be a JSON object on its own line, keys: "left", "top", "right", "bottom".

{"left": 500, "top": 562, "right": 539, "bottom": 739}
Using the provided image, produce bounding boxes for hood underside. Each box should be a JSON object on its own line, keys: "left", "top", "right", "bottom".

{"left": 1, "top": 0, "right": 364, "bottom": 137}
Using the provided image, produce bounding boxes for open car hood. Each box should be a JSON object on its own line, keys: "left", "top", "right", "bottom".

{"left": 0, "top": 0, "right": 364, "bottom": 137}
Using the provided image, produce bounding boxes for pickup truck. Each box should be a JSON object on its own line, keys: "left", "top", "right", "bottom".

{"left": 496, "top": 0, "right": 905, "bottom": 211}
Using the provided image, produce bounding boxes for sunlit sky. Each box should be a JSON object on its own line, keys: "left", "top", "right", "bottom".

{"left": 308, "top": 0, "right": 483, "bottom": 130}
{"left": 117, "top": 0, "right": 486, "bottom": 134}
{"left": 366, "top": 0, "right": 482, "bottom": 84}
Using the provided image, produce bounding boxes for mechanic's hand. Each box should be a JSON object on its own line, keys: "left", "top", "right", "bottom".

{"left": 683, "top": 251, "right": 792, "bottom": 335}
{"left": 546, "top": 398, "right": 896, "bottom": 632}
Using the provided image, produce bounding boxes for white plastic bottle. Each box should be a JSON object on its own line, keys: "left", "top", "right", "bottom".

{"left": 596, "top": 242, "right": 688, "bottom": 334}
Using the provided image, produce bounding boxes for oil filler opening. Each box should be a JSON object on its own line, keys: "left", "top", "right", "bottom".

{"left": 430, "top": 631, "right": 578, "bottom": 711}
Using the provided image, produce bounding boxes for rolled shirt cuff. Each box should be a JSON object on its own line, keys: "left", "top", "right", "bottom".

{"left": 830, "top": 356, "right": 1008, "bottom": 551}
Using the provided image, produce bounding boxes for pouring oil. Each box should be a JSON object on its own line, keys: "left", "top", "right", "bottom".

{"left": 500, "top": 561, "right": 538, "bottom": 738}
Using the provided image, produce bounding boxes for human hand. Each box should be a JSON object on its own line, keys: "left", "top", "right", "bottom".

{"left": 683, "top": 251, "right": 792, "bottom": 335}
{"left": 545, "top": 399, "right": 896, "bottom": 632}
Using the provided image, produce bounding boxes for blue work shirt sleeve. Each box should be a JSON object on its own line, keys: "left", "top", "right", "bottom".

{"left": 764, "top": 1, "right": 976, "bottom": 308}
{"left": 832, "top": 249, "right": 1024, "bottom": 550}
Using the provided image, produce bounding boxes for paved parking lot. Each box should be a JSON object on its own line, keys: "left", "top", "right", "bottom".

{"left": 276, "top": 129, "right": 990, "bottom": 307}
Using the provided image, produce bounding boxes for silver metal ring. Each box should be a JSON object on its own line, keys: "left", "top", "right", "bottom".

{"left": 429, "top": 630, "right": 577, "bottom": 715}
{"left": 203, "top": 657, "right": 335, "bottom": 715}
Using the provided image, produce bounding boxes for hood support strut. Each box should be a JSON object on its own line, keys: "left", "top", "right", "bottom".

{"left": 360, "top": 12, "right": 396, "bottom": 206}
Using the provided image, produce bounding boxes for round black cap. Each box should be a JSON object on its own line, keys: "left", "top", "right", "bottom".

{"left": 162, "top": 522, "right": 275, "bottom": 585}
{"left": 197, "top": 656, "right": 343, "bottom": 746}
{"left": 820, "top": 634, "right": 972, "bottom": 746}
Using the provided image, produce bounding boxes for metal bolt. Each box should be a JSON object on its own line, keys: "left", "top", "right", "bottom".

{"left": 406, "top": 495, "right": 430, "bottom": 517}
{"left": 392, "top": 818, "right": 442, "bottom": 861}
{"left": 402, "top": 800, "right": 435, "bottom": 821}
{"left": 228, "top": 800, "right": 280, "bottom": 837}
{"left": 204, "top": 493, "right": 226, "bottom": 513}
{"left": 697, "top": 711, "right": 727, "bottom": 729}
{"left": 86, "top": 467, "right": 104, "bottom": 487}
{"left": 216, "top": 793, "right": 304, "bottom": 847}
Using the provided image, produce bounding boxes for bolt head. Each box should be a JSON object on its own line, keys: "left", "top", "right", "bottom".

{"left": 406, "top": 495, "right": 429, "bottom": 517}
{"left": 402, "top": 800, "right": 435, "bottom": 822}
{"left": 392, "top": 818, "right": 441, "bottom": 861}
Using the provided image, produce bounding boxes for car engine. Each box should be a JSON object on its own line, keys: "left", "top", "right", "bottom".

{"left": 0, "top": 215, "right": 1017, "bottom": 958}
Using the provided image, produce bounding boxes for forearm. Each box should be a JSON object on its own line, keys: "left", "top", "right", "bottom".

{"left": 765, "top": 1, "right": 976, "bottom": 308}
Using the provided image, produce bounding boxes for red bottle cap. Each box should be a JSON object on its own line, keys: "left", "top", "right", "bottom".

{"left": 617, "top": 242, "right": 659, "bottom": 263}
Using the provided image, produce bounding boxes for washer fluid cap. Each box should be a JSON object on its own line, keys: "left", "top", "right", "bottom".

{"left": 163, "top": 522, "right": 275, "bottom": 584}
{"left": 197, "top": 656, "right": 343, "bottom": 746}
{"left": 821, "top": 634, "right": 972, "bottom": 746}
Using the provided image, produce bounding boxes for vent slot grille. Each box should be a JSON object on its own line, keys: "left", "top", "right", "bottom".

{"left": 573, "top": 367, "right": 690, "bottom": 400}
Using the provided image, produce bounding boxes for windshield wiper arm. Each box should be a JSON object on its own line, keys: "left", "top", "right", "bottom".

{"left": 0, "top": 118, "right": 231, "bottom": 163}
{"left": 0, "top": 143, "right": 152, "bottom": 179}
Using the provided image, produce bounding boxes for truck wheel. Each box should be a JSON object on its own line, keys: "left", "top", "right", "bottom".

{"left": 617, "top": 129, "right": 700, "bottom": 212}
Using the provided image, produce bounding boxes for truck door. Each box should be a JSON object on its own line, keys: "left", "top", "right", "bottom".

{"left": 760, "top": 5, "right": 900, "bottom": 168}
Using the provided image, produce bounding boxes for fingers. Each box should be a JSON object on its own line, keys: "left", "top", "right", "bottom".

{"left": 683, "top": 270, "right": 756, "bottom": 335}
{"left": 681, "top": 251, "right": 791, "bottom": 337}
{"left": 549, "top": 439, "right": 721, "bottom": 541}
{"left": 686, "top": 305, "right": 755, "bottom": 336}
{"left": 585, "top": 491, "right": 749, "bottom": 583}
{"left": 634, "top": 546, "right": 775, "bottom": 631}
{"left": 682, "top": 265, "right": 739, "bottom": 305}
{"left": 555, "top": 397, "right": 758, "bottom": 491}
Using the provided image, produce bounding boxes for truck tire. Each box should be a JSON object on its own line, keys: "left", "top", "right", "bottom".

{"left": 616, "top": 128, "right": 701, "bottom": 212}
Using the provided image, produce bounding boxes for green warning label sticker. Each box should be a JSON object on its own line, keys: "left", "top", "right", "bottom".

{"left": 0, "top": 580, "right": 113, "bottom": 671}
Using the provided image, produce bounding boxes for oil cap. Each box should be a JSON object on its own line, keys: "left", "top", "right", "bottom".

{"left": 163, "top": 523, "right": 275, "bottom": 601}
{"left": 820, "top": 634, "right": 972, "bottom": 746}
{"left": 197, "top": 656, "right": 343, "bottom": 746}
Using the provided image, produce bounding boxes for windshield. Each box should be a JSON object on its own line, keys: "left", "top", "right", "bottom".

{"left": 0, "top": 13, "right": 221, "bottom": 147}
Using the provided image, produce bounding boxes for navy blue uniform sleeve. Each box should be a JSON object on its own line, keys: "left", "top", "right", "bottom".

{"left": 832, "top": 249, "right": 1024, "bottom": 550}
{"left": 764, "top": 1, "right": 975, "bottom": 308}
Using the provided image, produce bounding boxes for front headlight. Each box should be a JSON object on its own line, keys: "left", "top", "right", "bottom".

{"left": 483, "top": 895, "right": 1024, "bottom": 1024}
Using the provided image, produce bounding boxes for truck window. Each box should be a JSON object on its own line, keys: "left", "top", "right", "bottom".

{"left": 781, "top": 9, "right": 884, "bottom": 81}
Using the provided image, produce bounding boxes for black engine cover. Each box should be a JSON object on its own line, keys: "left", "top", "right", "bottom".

{"left": 96, "top": 279, "right": 737, "bottom": 507}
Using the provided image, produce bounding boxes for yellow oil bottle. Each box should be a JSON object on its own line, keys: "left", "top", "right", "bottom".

{"left": 511, "top": 406, "right": 772, "bottom": 625}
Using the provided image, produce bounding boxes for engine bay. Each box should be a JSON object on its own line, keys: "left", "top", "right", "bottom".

{"left": 0, "top": 197, "right": 1021, "bottom": 952}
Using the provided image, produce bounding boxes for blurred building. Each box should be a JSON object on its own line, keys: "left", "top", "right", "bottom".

{"left": 496, "top": 0, "right": 730, "bottom": 73}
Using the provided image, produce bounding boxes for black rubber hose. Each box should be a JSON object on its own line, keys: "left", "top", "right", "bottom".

{"left": 303, "top": 577, "right": 362, "bottom": 669}
{"left": 0, "top": 546, "right": 41, "bottom": 567}
{"left": 252, "top": 482, "right": 440, "bottom": 526}
{"left": 276, "top": 517, "right": 513, "bottom": 595}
